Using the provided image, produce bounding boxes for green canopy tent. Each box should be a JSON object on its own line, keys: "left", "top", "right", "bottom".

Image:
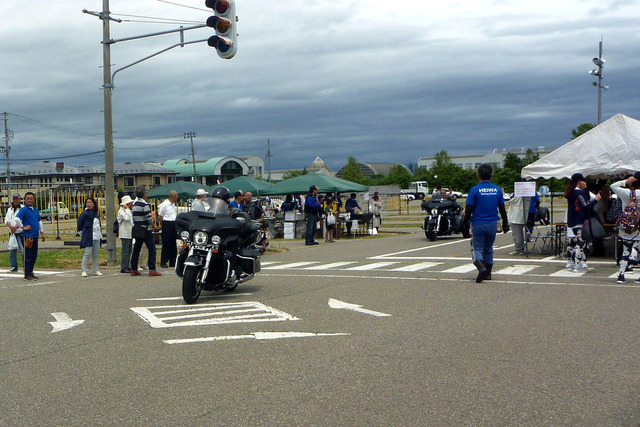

{"left": 146, "top": 181, "right": 206, "bottom": 201}
{"left": 211, "top": 176, "right": 274, "bottom": 196}
{"left": 267, "top": 173, "right": 368, "bottom": 195}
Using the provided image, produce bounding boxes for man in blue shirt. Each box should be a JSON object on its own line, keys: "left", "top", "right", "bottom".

{"left": 16, "top": 192, "right": 45, "bottom": 280}
{"left": 304, "top": 185, "right": 322, "bottom": 245}
{"left": 229, "top": 191, "right": 244, "bottom": 210}
{"left": 463, "top": 164, "right": 509, "bottom": 283}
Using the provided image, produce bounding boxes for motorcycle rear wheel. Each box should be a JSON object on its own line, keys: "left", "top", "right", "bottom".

{"left": 182, "top": 266, "right": 203, "bottom": 304}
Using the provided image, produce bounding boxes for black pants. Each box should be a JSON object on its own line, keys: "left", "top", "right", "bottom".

{"left": 161, "top": 221, "right": 177, "bottom": 266}
{"left": 131, "top": 231, "right": 157, "bottom": 271}
{"left": 24, "top": 237, "right": 38, "bottom": 276}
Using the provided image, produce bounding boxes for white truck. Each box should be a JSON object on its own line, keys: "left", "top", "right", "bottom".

{"left": 39, "top": 202, "right": 70, "bottom": 221}
{"left": 400, "top": 181, "right": 429, "bottom": 201}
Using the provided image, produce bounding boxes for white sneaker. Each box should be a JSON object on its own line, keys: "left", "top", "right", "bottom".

{"left": 94, "top": 271, "right": 103, "bottom": 276}
{"left": 573, "top": 262, "right": 588, "bottom": 273}
{"left": 565, "top": 262, "right": 574, "bottom": 271}
{"left": 81, "top": 271, "right": 88, "bottom": 277}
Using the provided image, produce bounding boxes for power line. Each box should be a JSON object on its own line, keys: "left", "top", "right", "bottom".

{"left": 156, "top": 0, "right": 210, "bottom": 13}
{"left": 110, "top": 12, "right": 201, "bottom": 25}
{"left": 12, "top": 150, "right": 105, "bottom": 162}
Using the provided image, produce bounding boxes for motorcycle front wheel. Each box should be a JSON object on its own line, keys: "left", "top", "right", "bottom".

{"left": 182, "top": 266, "right": 203, "bottom": 304}
{"left": 425, "top": 223, "right": 437, "bottom": 241}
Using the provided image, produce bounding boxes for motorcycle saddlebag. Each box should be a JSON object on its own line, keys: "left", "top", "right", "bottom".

{"left": 237, "top": 248, "right": 261, "bottom": 274}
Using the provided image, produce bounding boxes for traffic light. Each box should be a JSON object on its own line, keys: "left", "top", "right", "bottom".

{"left": 205, "top": 0, "right": 237, "bottom": 59}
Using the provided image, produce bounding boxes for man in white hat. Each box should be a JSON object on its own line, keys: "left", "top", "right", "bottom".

{"left": 191, "top": 188, "right": 210, "bottom": 212}
{"left": 117, "top": 195, "right": 135, "bottom": 273}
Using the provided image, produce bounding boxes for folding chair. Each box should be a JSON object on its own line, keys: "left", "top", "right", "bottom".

{"left": 527, "top": 224, "right": 554, "bottom": 254}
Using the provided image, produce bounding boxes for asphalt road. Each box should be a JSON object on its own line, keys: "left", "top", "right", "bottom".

{"left": 1, "top": 229, "right": 639, "bottom": 426}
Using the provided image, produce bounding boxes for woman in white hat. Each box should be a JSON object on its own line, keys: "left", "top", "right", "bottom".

{"left": 117, "top": 195, "right": 135, "bottom": 273}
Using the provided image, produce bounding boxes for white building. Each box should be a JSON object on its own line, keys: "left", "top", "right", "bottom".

{"left": 417, "top": 146, "right": 555, "bottom": 170}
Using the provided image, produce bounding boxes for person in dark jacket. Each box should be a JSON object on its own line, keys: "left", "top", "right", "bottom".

{"left": 344, "top": 193, "right": 361, "bottom": 236}
{"left": 565, "top": 173, "right": 601, "bottom": 272}
{"left": 304, "top": 185, "right": 322, "bottom": 245}
{"left": 280, "top": 194, "right": 296, "bottom": 212}
{"left": 77, "top": 197, "right": 103, "bottom": 277}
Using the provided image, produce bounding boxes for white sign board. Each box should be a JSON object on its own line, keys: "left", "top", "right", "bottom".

{"left": 514, "top": 181, "right": 537, "bottom": 197}
{"left": 364, "top": 192, "right": 370, "bottom": 201}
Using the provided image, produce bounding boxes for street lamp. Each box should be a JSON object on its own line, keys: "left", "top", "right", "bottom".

{"left": 588, "top": 39, "right": 609, "bottom": 125}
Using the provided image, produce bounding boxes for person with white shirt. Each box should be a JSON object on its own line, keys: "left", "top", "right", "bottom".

{"left": 5, "top": 194, "right": 24, "bottom": 273}
{"left": 158, "top": 190, "right": 179, "bottom": 268}
{"left": 191, "top": 188, "right": 210, "bottom": 212}
{"left": 77, "top": 197, "right": 103, "bottom": 277}
{"left": 117, "top": 195, "right": 134, "bottom": 273}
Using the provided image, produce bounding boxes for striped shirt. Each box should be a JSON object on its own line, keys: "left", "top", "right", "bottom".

{"left": 133, "top": 198, "right": 153, "bottom": 231}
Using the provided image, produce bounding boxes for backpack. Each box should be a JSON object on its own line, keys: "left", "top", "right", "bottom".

{"left": 113, "top": 219, "right": 119, "bottom": 235}
{"left": 616, "top": 191, "right": 640, "bottom": 234}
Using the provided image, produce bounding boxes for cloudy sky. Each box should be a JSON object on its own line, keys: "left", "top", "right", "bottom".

{"left": 1, "top": 0, "right": 638, "bottom": 173}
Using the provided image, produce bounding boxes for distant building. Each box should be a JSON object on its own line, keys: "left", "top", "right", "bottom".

{"left": 335, "top": 162, "right": 412, "bottom": 178}
{"left": 268, "top": 157, "right": 333, "bottom": 182}
{"left": 417, "top": 146, "right": 556, "bottom": 170}
{"left": 0, "top": 161, "right": 176, "bottom": 192}
{"left": 162, "top": 156, "right": 249, "bottom": 186}
{"left": 239, "top": 156, "right": 265, "bottom": 179}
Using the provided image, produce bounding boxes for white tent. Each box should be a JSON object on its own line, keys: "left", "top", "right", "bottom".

{"left": 521, "top": 113, "right": 640, "bottom": 179}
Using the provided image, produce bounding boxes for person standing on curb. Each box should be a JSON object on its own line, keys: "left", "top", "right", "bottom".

{"left": 117, "top": 195, "right": 134, "bottom": 273}
{"left": 5, "top": 194, "right": 24, "bottom": 273}
{"left": 304, "top": 185, "right": 321, "bottom": 246}
{"left": 565, "top": 173, "right": 600, "bottom": 273}
{"left": 77, "top": 197, "right": 103, "bottom": 277}
{"left": 610, "top": 173, "right": 640, "bottom": 283}
{"left": 16, "top": 192, "right": 45, "bottom": 281}
{"left": 463, "top": 163, "right": 509, "bottom": 283}
{"left": 158, "top": 190, "right": 178, "bottom": 268}
{"left": 130, "top": 186, "right": 162, "bottom": 277}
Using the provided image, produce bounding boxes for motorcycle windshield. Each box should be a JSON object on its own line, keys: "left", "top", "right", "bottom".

{"left": 206, "top": 198, "right": 230, "bottom": 216}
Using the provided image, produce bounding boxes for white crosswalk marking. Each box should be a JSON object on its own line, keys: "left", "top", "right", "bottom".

{"left": 550, "top": 269, "right": 587, "bottom": 277}
{"left": 262, "top": 262, "right": 318, "bottom": 270}
{"left": 345, "top": 262, "right": 399, "bottom": 271}
{"left": 304, "top": 262, "right": 357, "bottom": 270}
{"left": 390, "top": 262, "right": 442, "bottom": 272}
{"left": 441, "top": 265, "right": 477, "bottom": 274}
{"left": 494, "top": 265, "right": 538, "bottom": 275}
{"left": 260, "top": 261, "right": 279, "bottom": 266}
{"left": 607, "top": 271, "right": 640, "bottom": 279}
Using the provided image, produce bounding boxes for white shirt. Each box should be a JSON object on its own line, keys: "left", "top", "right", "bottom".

{"left": 5, "top": 204, "right": 24, "bottom": 234}
{"left": 92, "top": 217, "right": 102, "bottom": 240}
{"left": 158, "top": 199, "right": 178, "bottom": 221}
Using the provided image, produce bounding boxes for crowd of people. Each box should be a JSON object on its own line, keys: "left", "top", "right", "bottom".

{"left": 8, "top": 170, "right": 640, "bottom": 285}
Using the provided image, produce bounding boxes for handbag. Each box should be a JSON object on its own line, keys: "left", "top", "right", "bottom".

{"left": 132, "top": 223, "right": 147, "bottom": 240}
{"left": 8, "top": 234, "right": 18, "bottom": 250}
{"left": 326, "top": 213, "right": 336, "bottom": 225}
{"left": 582, "top": 217, "right": 605, "bottom": 242}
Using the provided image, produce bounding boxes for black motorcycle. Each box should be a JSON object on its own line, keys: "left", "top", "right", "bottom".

{"left": 421, "top": 194, "right": 470, "bottom": 241}
{"left": 175, "top": 198, "right": 263, "bottom": 304}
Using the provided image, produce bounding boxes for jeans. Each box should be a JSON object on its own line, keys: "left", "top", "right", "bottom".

{"left": 131, "top": 231, "right": 157, "bottom": 271}
{"left": 24, "top": 237, "right": 38, "bottom": 276}
{"left": 9, "top": 233, "right": 24, "bottom": 269}
{"left": 120, "top": 238, "right": 132, "bottom": 270}
{"left": 471, "top": 221, "right": 497, "bottom": 265}
{"left": 82, "top": 241, "right": 101, "bottom": 273}
{"left": 305, "top": 214, "right": 318, "bottom": 244}
{"left": 160, "top": 221, "right": 177, "bottom": 266}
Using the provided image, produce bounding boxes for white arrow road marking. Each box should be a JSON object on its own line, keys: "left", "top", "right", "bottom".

{"left": 164, "top": 331, "right": 350, "bottom": 344}
{"left": 48, "top": 312, "right": 85, "bottom": 333}
{"left": 328, "top": 298, "right": 391, "bottom": 317}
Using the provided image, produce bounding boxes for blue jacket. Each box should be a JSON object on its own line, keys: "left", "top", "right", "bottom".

{"left": 77, "top": 209, "right": 101, "bottom": 248}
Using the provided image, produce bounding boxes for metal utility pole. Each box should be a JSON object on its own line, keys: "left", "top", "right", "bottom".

{"left": 266, "top": 139, "right": 272, "bottom": 182}
{"left": 101, "top": 0, "right": 118, "bottom": 265}
{"left": 589, "top": 38, "right": 608, "bottom": 125}
{"left": 2, "top": 112, "right": 11, "bottom": 202}
{"left": 185, "top": 132, "right": 197, "bottom": 182}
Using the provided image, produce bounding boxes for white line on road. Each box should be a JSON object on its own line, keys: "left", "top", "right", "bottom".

{"left": 369, "top": 239, "right": 467, "bottom": 259}
{"left": 390, "top": 262, "right": 442, "bottom": 272}
{"left": 345, "top": 262, "right": 398, "bottom": 271}
{"left": 262, "top": 262, "right": 319, "bottom": 270}
{"left": 441, "top": 265, "right": 478, "bottom": 274}
{"left": 164, "top": 331, "right": 350, "bottom": 345}
{"left": 260, "top": 273, "right": 640, "bottom": 289}
{"left": 494, "top": 265, "right": 538, "bottom": 275}
{"left": 303, "top": 262, "right": 357, "bottom": 270}
{"left": 137, "top": 293, "right": 252, "bottom": 301}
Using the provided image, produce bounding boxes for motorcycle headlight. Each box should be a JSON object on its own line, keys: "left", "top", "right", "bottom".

{"left": 180, "top": 231, "right": 190, "bottom": 241}
{"left": 194, "top": 231, "right": 208, "bottom": 245}
{"left": 211, "top": 235, "right": 221, "bottom": 244}
{"left": 431, "top": 208, "right": 438, "bottom": 215}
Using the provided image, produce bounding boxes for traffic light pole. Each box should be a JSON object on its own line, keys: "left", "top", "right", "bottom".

{"left": 82, "top": 5, "right": 213, "bottom": 265}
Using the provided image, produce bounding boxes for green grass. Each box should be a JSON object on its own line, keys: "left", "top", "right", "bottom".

{"left": 0, "top": 248, "right": 116, "bottom": 270}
